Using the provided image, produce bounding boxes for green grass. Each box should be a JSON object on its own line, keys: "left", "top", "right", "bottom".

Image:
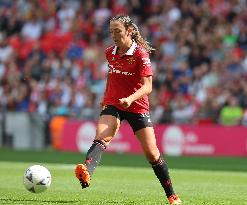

{"left": 1, "top": 148, "right": 247, "bottom": 172}
{"left": 0, "top": 149, "right": 247, "bottom": 204}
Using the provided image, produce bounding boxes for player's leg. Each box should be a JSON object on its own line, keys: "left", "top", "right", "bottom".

{"left": 135, "top": 127, "right": 182, "bottom": 204}
{"left": 126, "top": 112, "right": 182, "bottom": 204}
{"left": 75, "top": 106, "right": 121, "bottom": 188}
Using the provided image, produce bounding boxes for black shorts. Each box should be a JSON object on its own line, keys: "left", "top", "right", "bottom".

{"left": 100, "top": 105, "right": 153, "bottom": 133}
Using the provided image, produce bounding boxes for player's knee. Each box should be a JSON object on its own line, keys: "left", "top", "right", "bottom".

{"left": 95, "top": 127, "right": 117, "bottom": 145}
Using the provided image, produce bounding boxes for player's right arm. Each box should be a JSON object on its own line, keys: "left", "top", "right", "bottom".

{"left": 100, "top": 72, "right": 109, "bottom": 109}
{"left": 100, "top": 47, "right": 112, "bottom": 109}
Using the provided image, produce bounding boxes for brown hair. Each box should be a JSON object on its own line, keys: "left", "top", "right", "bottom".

{"left": 110, "top": 14, "right": 155, "bottom": 53}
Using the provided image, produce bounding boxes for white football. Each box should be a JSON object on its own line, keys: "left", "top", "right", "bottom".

{"left": 23, "top": 165, "right": 51, "bottom": 193}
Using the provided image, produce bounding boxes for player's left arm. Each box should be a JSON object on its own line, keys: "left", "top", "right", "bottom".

{"left": 119, "top": 76, "right": 152, "bottom": 108}
{"left": 119, "top": 49, "right": 153, "bottom": 109}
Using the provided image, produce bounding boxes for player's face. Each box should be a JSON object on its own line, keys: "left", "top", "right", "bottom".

{"left": 109, "top": 20, "right": 132, "bottom": 48}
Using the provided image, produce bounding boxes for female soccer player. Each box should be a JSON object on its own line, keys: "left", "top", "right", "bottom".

{"left": 75, "top": 14, "right": 182, "bottom": 205}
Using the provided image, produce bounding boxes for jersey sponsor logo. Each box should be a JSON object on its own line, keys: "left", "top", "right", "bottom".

{"left": 108, "top": 64, "right": 135, "bottom": 76}
{"left": 142, "top": 58, "right": 151, "bottom": 66}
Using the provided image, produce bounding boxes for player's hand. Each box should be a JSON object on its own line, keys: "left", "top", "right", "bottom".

{"left": 100, "top": 99, "right": 106, "bottom": 110}
{"left": 119, "top": 97, "right": 133, "bottom": 109}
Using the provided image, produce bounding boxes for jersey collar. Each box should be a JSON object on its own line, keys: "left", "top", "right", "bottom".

{"left": 112, "top": 41, "right": 137, "bottom": 56}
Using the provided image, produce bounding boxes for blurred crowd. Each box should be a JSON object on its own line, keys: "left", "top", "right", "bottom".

{"left": 0, "top": 0, "right": 247, "bottom": 126}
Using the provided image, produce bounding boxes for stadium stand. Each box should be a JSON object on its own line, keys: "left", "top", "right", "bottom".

{"left": 0, "top": 0, "right": 247, "bottom": 125}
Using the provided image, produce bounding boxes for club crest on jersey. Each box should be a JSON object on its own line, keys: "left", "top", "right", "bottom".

{"left": 126, "top": 57, "right": 135, "bottom": 64}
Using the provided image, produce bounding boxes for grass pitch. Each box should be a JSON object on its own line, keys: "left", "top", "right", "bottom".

{"left": 0, "top": 149, "right": 247, "bottom": 205}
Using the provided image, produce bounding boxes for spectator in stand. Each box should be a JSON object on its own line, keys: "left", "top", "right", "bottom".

{"left": 219, "top": 95, "right": 243, "bottom": 126}
{"left": 0, "top": 32, "right": 13, "bottom": 63}
{"left": 171, "top": 93, "right": 196, "bottom": 124}
{"left": 21, "top": 14, "right": 43, "bottom": 40}
{"left": 57, "top": 1, "right": 77, "bottom": 32}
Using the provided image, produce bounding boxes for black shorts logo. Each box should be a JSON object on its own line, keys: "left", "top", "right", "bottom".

{"left": 141, "top": 113, "right": 152, "bottom": 123}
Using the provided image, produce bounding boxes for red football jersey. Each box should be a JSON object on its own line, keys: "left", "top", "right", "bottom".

{"left": 103, "top": 42, "right": 153, "bottom": 114}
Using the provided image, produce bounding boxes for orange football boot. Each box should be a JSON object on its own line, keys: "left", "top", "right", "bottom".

{"left": 75, "top": 164, "right": 91, "bottom": 188}
{"left": 168, "top": 194, "right": 182, "bottom": 204}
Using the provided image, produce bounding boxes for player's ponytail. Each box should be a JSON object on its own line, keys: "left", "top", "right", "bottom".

{"left": 110, "top": 14, "right": 155, "bottom": 53}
